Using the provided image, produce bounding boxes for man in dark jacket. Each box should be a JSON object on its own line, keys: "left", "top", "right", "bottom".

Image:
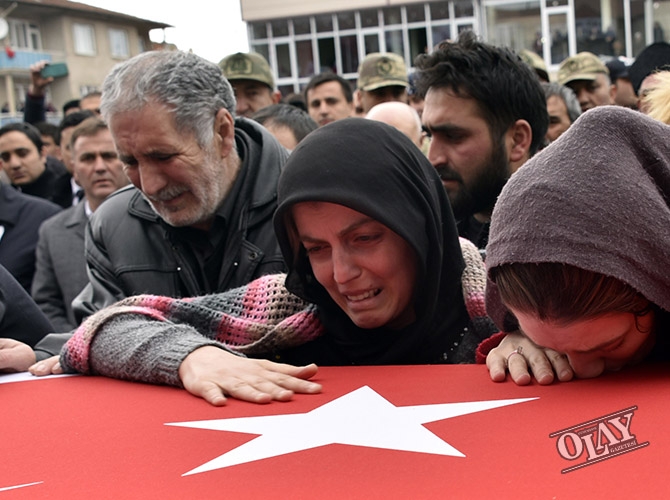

{"left": 0, "top": 183, "right": 61, "bottom": 292}
{"left": 15, "top": 50, "right": 288, "bottom": 373}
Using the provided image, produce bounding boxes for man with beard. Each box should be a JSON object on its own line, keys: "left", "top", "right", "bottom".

{"left": 8, "top": 50, "right": 289, "bottom": 374}
{"left": 415, "top": 31, "right": 548, "bottom": 250}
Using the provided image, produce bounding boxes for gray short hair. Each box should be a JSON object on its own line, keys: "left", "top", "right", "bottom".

{"left": 542, "top": 82, "right": 581, "bottom": 124}
{"left": 100, "top": 50, "right": 236, "bottom": 146}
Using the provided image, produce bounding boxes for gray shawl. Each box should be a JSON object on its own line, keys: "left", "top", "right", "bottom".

{"left": 486, "top": 106, "right": 670, "bottom": 331}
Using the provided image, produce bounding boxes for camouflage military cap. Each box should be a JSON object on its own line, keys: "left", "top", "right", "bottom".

{"left": 219, "top": 52, "right": 274, "bottom": 89}
{"left": 519, "top": 49, "right": 549, "bottom": 81}
{"left": 357, "top": 52, "right": 409, "bottom": 91}
{"left": 558, "top": 52, "right": 609, "bottom": 86}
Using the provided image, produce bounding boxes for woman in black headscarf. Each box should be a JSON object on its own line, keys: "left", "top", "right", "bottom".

{"left": 59, "top": 119, "right": 495, "bottom": 405}
{"left": 272, "top": 118, "right": 490, "bottom": 366}
{"left": 481, "top": 106, "right": 670, "bottom": 385}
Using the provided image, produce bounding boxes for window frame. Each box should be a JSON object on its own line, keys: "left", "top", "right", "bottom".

{"left": 73, "top": 23, "right": 97, "bottom": 56}
{"left": 108, "top": 28, "right": 130, "bottom": 58}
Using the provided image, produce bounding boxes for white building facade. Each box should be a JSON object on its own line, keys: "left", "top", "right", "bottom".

{"left": 240, "top": 0, "right": 670, "bottom": 94}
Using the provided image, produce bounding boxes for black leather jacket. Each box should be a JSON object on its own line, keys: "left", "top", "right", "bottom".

{"left": 71, "top": 118, "right": 288, "bottom": 324}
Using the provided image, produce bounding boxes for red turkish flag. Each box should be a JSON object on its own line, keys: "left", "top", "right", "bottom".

{"left": 1, "top": 365, "right": 668, "bottom": 498}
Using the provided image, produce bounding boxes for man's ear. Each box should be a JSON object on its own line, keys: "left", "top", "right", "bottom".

{"left": 353, "top": 89, "right": 362, "bottom": 108}
{"left": 272, "top": 90, "right": 282, "bottom": 104}
{"left": 214, "top": 108, "right": 236, "bottom": 157}
{"left": 609, "top": 83, "right": 616, "bottom": 104}
{"left": 507, "top": 119, "right": 533, "bottom": 165}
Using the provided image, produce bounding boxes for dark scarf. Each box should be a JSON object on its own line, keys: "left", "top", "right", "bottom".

{"left": 486, "top": 106, "right": 670, "bottom": 330}
{"left": 273, "top": 118, "right": 469, "bottom": 364}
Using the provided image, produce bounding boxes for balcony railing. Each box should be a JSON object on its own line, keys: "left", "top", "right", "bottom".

{"left": 0, "top": 49, "right": 54, "bottom": 70}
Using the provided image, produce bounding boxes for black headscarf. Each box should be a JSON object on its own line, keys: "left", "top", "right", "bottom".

{"left": 273, "top": 118, "right": 470, "bottom": 364}
{"left": 486, "top": 106, "right": 670, "bottom": 331}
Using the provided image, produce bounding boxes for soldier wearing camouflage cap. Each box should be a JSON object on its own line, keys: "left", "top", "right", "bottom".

{"left": 519, "top": 49, "right": 549, "bottom": 82}
{"left": 219, "top": 52, "right": 281, "bottom": 117}
{"left": 558, "top": 52, "right": 613, "bottom": 113}
{"left": 354, "top": 52, "right": 409, "bottom": 114}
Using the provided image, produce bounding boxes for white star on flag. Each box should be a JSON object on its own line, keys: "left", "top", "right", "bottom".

{"left": 167, "top": 386, "right": 536, "bottom": 475}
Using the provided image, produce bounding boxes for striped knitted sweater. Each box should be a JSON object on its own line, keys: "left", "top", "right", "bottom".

{"left": 61, "top": 238, "right": 494, "bottom": 386}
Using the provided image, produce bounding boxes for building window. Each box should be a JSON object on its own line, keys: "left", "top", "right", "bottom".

{"left": 296, "top": 40, "right": 314, "bottom": 77}
{"left": 484, "top": 1, "right": 542, "bottom": 55}
{"left": 364, "top": 33, "right": 380, "bottom": 53}
{"left": 109, "top": 29, "right": 129, "bottom": 58}
{"left": 271, "top": 19, "right": 289, "bottom": 37}
{"left": 247, "top": 1, "right": 478, "bottom": 94}
{"left": 294, "top": 17, "right": 311, "bottom": 35}
{"left": 429, "top": 2, "right": 451, "bottom": 21}
{"left": 574, "top": 0, "right": 625, "bottom": 57}
{"left": 455, "top": 0, "right": 475, "bottom": 17}
{"left": 73, "top": 23, "right": 96, "bottom": 56}
{"left": 409, "top": 27, "right": 428, "bottom": 61}
{"left": 407, "top": 4, "right": 426, "bottom": 23}
{"left": 276, "top": 43, "right": 291, "bottom": 78}
{"left": 549, "top": 12, "right": 569, "bottom": 65}
{"left": 383, "top": 6, "right": 403, "bottom": 25}
{"left": 246, "top": 0, "right": 670, "bottom": 94}
{"left": 315, "top": 14, "right": 333, "bottom": 32}
{"left": 652, "top": 0, "right": 670, "bottom": 42}
{"left": 432, "top": 24, "right": 451, "bottom": 46}
{"left": 9, "top": 20, "right": 42, "bottom": 50}
{"left": 340, "top": 34, "right": 359, "bottom": 73}
{"left": 254, "top": 43, "right": 270, "bottom": 64}
{"left": 317, "top": 38, "right": 336, "bottom": 72}
{"left": 360, "top": 9, "right": 379, "bottom": 28}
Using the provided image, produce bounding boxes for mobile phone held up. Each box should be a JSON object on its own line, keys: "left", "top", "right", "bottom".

{"left": 40, "top": 62, "right": 69, "bottom": 79}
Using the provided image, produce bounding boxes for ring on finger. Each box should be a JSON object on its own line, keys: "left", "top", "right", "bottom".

{"left": 506, "top": 345, "right": 524, "bottom": 364}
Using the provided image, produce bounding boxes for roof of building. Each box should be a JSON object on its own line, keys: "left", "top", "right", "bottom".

{"left": 0, "top": 0, "right": 171, "bottom": 30}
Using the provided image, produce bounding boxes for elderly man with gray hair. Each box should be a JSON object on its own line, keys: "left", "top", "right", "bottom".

{"left": 542, "top": 82, "right": 581, "bottom": 144}
{"left": 12, "top": 50, "right": 289, "bottom": 375}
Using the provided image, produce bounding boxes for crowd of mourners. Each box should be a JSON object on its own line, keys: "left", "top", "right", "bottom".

{"left": 2, "top": 30, "right": 670, "bottom": 405}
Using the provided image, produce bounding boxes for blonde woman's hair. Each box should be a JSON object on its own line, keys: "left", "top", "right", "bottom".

{"left": 643, "top": 70, "right": 670, "bottom": 124}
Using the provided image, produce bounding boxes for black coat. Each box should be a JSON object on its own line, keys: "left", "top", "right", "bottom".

{"left": 0, "top": 184, "right": 61, "bottom": 291}
{"left": 0, "top": 263, "right": 53, "bottom": 346}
